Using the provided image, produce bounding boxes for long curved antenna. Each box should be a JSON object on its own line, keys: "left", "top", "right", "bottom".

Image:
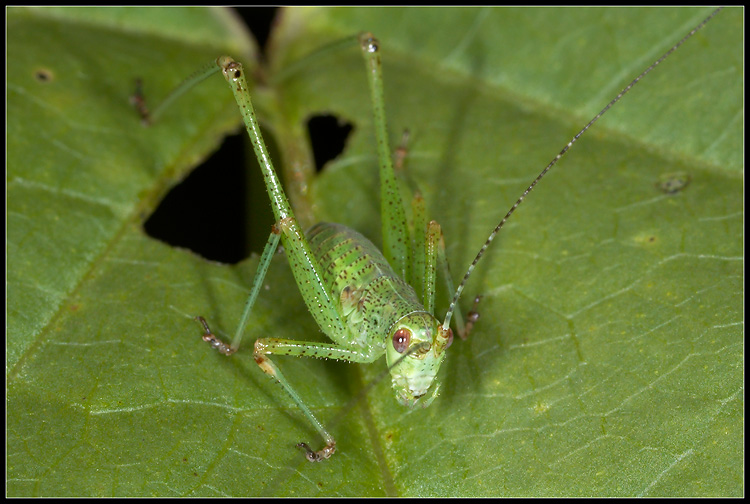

{"left": 443, "top": 7, "right": 723, "bottom": 330}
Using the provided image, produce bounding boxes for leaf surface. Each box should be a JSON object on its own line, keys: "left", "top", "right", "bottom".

{"left": 7, "top": 6, "right": 742, "bottom": 497}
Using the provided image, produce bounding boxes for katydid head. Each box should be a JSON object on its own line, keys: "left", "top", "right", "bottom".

{"left": 385, "top": 312, "right": 453, "bottom": 408}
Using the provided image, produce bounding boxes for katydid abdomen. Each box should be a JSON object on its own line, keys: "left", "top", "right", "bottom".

{"left": 307, "top": 221, "right": 421, "bottom": 347}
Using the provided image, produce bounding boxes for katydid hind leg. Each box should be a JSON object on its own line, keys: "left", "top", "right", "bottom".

{"left": 133, "top": 54, "right": 359, "bottom": 459}
{"left": 209, "top": 57, "right": 385, "bottom": 461}
{"left": 212, "top": 57, "right": 350, "bottom": 346}
{"left": 359, "top": 32, "right": 411, "bottom": 283}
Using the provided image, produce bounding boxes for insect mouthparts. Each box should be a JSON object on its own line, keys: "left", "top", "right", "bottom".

{"left": 416, "top": 343, "right": 431, "bottom": 355}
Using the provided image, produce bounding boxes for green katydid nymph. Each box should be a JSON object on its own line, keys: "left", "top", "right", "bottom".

{"left": 136, "top": 8, "right": 722, "bottom": 462}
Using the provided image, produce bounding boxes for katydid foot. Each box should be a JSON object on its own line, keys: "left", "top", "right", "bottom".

{"left": 297, "top": 441, "right": 337, "bottom": 462}
{"left": 459, "top": 295, "right": 482, "bottom": 340}
{"left": 196, "top": 316, "right": 237, "bottom": 356}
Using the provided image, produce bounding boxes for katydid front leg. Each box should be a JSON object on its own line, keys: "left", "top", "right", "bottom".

{"left": 391, "top": 128, "right": 480, "bottom": 340}
{"left": 197, "top": 314, "right": 384, "bottom": 462}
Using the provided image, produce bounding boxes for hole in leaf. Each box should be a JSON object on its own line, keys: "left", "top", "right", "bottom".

{"left": 144, "top": 133, "right": 250, "bottom": 264}
{"left": 656, "top": 172, "right": 691, "bottom": 194}
{"left": 143, "top": 8, "right": 281, "bottom": 264}
{"left": 34, "top": 68, "right": 54, "bottom": 82}
{"left": 307, "top": 114, "right": 354, "bottom": 172}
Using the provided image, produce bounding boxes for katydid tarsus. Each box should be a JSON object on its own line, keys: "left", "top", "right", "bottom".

{"left": 136, "top": 8, "right": 722, "bottom": 462}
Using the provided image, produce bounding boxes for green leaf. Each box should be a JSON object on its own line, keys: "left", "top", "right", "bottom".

{"left": 8, "top": 6, "right": 742, "bottom": 497}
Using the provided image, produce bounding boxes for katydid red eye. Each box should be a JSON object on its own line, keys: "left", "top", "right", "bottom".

{"left": 392, "top": 328, "right": 411, "bottom": 353}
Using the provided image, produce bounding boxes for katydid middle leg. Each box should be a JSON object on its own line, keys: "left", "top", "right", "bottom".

{"left": 382, "top": 109, "right": 480, "bottom": 340}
